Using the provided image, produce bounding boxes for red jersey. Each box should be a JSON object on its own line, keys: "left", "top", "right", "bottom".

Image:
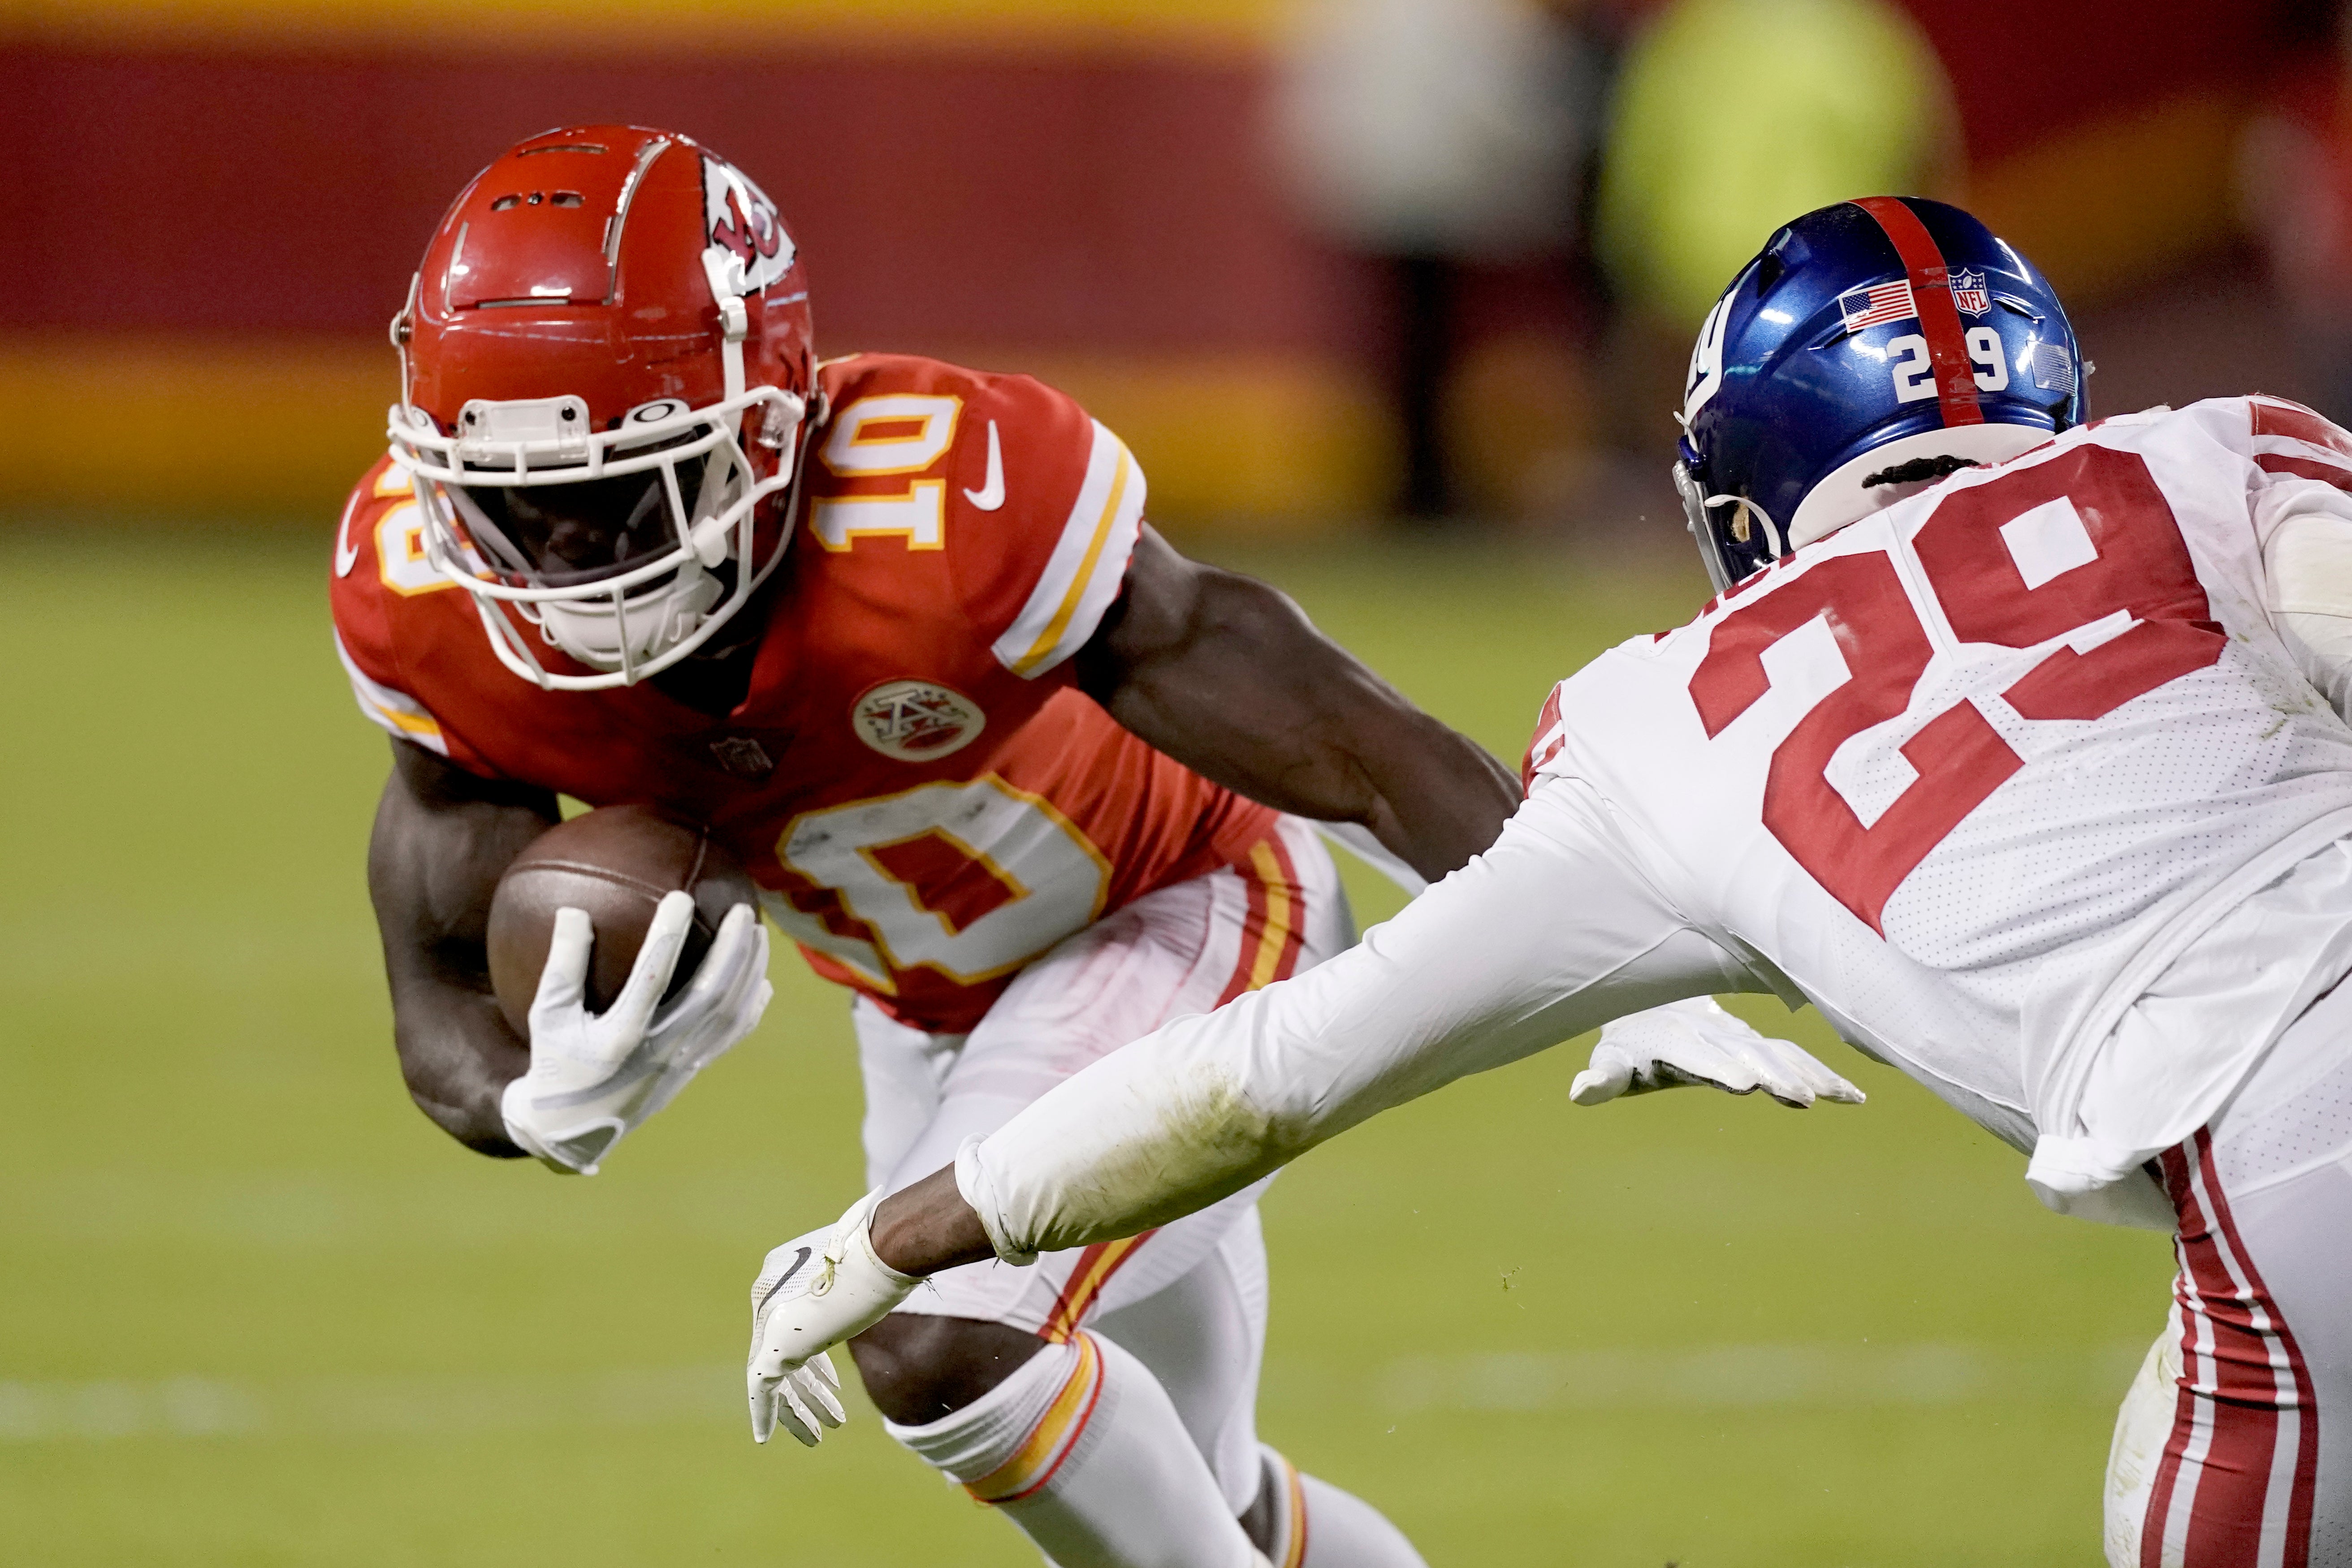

{"left": 331, "top": 353, "right": 1279, "bottom": 1032}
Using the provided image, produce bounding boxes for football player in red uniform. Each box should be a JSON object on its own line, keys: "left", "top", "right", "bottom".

{"left": 336, "top": 123, "right": 1599, "bottom": 1567}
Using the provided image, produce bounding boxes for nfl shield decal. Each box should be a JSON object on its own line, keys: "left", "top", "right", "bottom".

{"left": 1947, "top": 268, "right": 1992, "bottom": 317}
{"left": 853, "top": 679, "right": 986, "bottom": 762}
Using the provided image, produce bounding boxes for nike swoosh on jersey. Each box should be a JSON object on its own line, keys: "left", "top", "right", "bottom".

{"left": 334, "top": 490, "right": 363, "bottom": 576}
{"left": 964, "top": 420, "right": 1005, "bottom": 511}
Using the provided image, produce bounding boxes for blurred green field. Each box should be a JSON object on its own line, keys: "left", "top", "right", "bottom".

{"left": 0, "top": 524, "right": 2171, "bottom": 1566}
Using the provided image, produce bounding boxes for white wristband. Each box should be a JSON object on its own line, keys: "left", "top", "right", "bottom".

{"left": 827, "top": 1187, "right": 924, "bottom": 1303}
{"left": 954, "top": 1135, "right": 1038, "bottom": 1266}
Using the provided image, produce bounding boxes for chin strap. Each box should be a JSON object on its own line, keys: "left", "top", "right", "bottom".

{"left": 703, "top": 251, "right": 751, "bottom": 402}
{"left": 1704, "top": 492, "right": 1785, "bottom": 560}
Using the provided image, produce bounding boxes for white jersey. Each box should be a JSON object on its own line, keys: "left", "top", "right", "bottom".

{"left": 956, "top": 397, "right": 2352, "bottom": 1258}
{"left": 1527, "top": 397, "right": 2352, "bottom": 1212}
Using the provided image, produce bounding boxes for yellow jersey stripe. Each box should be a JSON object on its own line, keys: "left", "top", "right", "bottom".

{"left": 334, "top": 630, "right": 448, "bottom": 757}
{"left": 989, "top": 419, "right": 1146, "bottom": 679}
{"left": 1245, "top": 840, "right": 1297, "bottom": 993}
{"left": 1280, "top": 1452, "right": 1309, "bottom": 1568}
{"left": 1012, "top": 445, "right": 1130, "bottom": 676}
{"left": 1041, "top": 1232, "right": 1147, "bottom": 1343}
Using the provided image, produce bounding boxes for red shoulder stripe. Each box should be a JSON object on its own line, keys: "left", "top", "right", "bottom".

{"left": 1850, "top": 197, "right": 1984, "bottom": 429}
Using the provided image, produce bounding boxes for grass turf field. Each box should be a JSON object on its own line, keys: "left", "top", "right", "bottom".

{"left": 0, "top": 523, "right": 2172, "bottom": 1565}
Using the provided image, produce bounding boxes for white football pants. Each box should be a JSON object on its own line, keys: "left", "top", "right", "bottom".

{"left": 856, "top": 814, "right": 1350, "bottom": 1516}
{"left": 2107, "top": 981, "right": 2352, "bottom": 1568}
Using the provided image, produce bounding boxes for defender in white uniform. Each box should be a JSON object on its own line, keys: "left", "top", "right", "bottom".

{"left": 748, "top": 201, "right": 2352, "bottom": 1568}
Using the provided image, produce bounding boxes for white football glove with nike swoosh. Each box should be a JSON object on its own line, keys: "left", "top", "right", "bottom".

{"left": 746, "top": 1188, "right": 921, "bottom": 1447}
{"left": 1571, "top": 998, "right": 1865, "bottom": 1110}
{"left": 502, "top": 892, "right": 773, "bottom": 1174}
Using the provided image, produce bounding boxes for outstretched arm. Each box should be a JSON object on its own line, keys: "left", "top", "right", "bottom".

{"left": 869, "top": 776, "right": 1754, "bottom": 1271}
{"left": 744, "top": 776, "right": 1757, "bottom": 1437}
{"left": 1075, "top": 526, "right": 1522, "bottom": 882}
{"left": 368, "top": 738, "right": 558, "bottom": 1155}
{"left": 746, "top": 779, "right": 1863, "bottom": 1442}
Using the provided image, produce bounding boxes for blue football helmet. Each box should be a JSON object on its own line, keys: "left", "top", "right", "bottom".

{"left": 1675, "top": 196, "right": 2087, "bottom": 594}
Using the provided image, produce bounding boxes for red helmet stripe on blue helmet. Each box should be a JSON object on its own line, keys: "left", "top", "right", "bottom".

{"left": 1850, "top": 197, "right": 1985, "bottom": 429}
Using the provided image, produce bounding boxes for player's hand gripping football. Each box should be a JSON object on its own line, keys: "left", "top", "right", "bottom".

{"left": 746, "top": 1188, "right": 921, "bottom": 1446}
{"left": 1571, "top": 998, "right": 1864, "bottom": 1110}
{"left": 502, "top": 892, "right": 773, "bottom": 1173}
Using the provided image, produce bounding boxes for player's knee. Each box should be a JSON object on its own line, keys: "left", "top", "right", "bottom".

{"left": 2104, "top": 1324, "right": 2181, "bottom": 1568}
{"left": 849, "top": 1313, "right": 1048, "bottom": 1427}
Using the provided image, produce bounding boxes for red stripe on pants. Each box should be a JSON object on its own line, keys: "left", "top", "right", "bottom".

{"left": 2142, "top": 1132, "right": 2320, "bottom": 1567}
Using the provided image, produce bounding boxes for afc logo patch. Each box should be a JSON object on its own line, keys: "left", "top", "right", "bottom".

{"left": 852, "top": 680, "right": 986, "bottom": 763}
{"left": 1947, "top": 268, "right": 1992, "bottom": 317}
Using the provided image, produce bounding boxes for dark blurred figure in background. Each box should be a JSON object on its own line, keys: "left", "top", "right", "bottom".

{"left": 1278, "top": 0, "right": 1593, "bottom": 521}
{"left": 1274, "top": 0, "right": 1959, "bottom": 535}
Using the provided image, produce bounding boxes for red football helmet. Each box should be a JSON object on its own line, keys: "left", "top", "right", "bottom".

{"left": 387, "top": 125, "right": 817, "bottom": 689}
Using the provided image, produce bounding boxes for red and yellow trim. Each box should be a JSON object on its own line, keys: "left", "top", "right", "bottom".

{"left": 1266, "top": 1447, "right": 1310, "bottom": 1568}
{"left": 1037, "top": 1232, "right": 1158, "bottom": 1345}
{"left": 1215, "top": 835, "right": 1308, "bottom": 1007}
{"left": 963, "top": 1331, "right": 1107, "bottom": 1505}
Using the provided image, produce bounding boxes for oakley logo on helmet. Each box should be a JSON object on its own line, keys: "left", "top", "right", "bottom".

{"left": 703, "top": 158, "right": 794, "bottom": 297}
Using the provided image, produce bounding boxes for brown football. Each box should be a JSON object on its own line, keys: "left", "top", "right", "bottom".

{"left": 485, "top": 804, "right": 759, "bottom": 1036}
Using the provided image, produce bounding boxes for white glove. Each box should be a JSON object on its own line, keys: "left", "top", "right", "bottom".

{"left": 746, "top": 1188, "right": 920, "bottom": 1447}
{"left": 636, "top": 901, "right": 772, "bottom": 1123}
{"left": 1569, "top": 998, "right": 1865, "bottom": 1110}
{"left": 502, "top": 892, "right": 773, "bottom": 1174}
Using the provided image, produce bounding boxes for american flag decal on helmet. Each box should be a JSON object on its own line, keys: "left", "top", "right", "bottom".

{"left": 1837, "top": 279, "right": 1917, "bottom": 331}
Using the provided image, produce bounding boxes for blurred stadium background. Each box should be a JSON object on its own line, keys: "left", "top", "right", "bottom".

{"left": 4, "top": 0, "right": 2348, "bottom": 1561}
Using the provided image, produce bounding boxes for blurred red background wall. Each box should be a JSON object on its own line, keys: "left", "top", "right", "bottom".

{"left": 0, "top": 0, "right": 2322, "bottom": 521}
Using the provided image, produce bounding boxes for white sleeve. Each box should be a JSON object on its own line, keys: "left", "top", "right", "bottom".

{"left": 2257, "top": 476, "right": 2352, "bottom": 721}
{"left": 955, "top": 775, "right": 1756, "bottom": 1260}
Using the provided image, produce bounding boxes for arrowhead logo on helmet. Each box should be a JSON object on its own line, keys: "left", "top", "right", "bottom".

{"left": 704, "top": 158, "right": 796, "bottom": 297}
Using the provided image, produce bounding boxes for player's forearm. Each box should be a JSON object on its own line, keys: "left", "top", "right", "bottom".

{"left": 388, "top": 983, "right": 530, "bottom": 1156}
{"left": 931, "top": 836, "right": 1628, "bottom": 1259}
{"left": 368, "top": 742, "right": 555, "bottom": 1158}
{"left": 1342, "top": 703, "right": 1522, "bottom": 879}
{"left": 1148, "top": 678, "right": 1514, "bottom": 881}
{"left": 875, "top": 946, "right": 1452, "bottom": 1273}
{"left": 1089, "top": 557, "right": 1520, "bottom": 880}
